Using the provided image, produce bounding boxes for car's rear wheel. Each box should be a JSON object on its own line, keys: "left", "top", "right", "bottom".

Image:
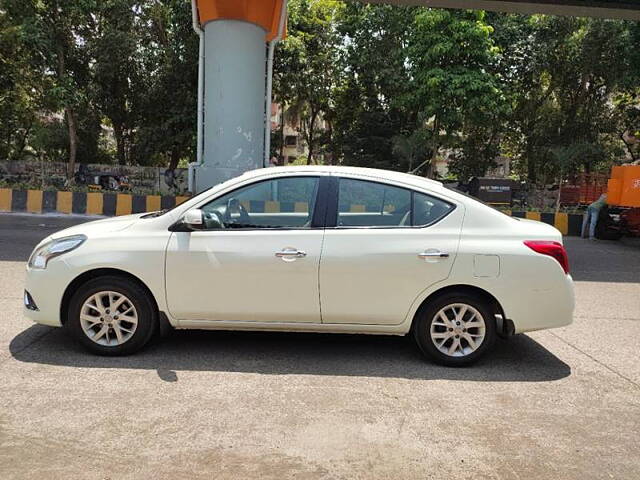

{"left": 413, "top": 292, "right": 496, "bottom": 367}
{"left": 66, "top": 276, "right": 157, "bottom": 356}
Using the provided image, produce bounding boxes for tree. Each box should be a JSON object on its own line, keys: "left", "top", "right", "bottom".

{"left": 90, "top": 0, "right": 142, "bottom": 166}
{"left": 392, "top": 130, "right": 430, "bottom": 173}
{"left": 448, "top": 124, "right": 501, "bottom": 182}
{"left": 1, "top": 0, "right": 638, "bottom": 188}
{"left": 132, "top": 0, "right": 198, "bottom": 169}
{"left": 334, "top": 3, "right": 415, "bottom": 170}
{"left": 274, "top": 0, "right": 344, "bottom": 165}
{"left": 408, "top": 8, "right": 507, "bottom": 177}
{"left": 612, "top": 90, "right": 640, "bottom": 162}
{"left": 498, "top": 15, "right": 638, "bottom": 185}
{"left": 5, "top": 0, "right": 97, "bottom": 178}
{"left": 0, "top": 9, "right": 41, "bottom": 161}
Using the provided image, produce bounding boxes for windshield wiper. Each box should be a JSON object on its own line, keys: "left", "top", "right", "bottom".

{"left": 142, "top": 209, "right": 169, "bottom": 219}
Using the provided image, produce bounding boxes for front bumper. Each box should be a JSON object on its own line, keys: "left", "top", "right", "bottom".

{"left": 23, "top": 259, "right": 74, "bottom": 327}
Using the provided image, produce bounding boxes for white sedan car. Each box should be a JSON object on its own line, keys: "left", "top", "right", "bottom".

{"left": 24, "top": 166, "right": 574, "bottom": 366}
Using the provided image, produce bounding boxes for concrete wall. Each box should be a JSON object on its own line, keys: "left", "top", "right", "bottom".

{"left": 0, "top": 160, "right": 189, "bottom": 195}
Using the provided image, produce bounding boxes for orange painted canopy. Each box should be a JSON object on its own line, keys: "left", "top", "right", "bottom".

{"left": 195, "top": 0, "right": 287, "bottom": 41}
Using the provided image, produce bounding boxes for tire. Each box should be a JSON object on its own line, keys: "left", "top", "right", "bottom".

{"left": 66, "top": 275, "right": 157, "bottom": 356}
{"left": 413, "top": 292, "right": 496, "bottom": 367}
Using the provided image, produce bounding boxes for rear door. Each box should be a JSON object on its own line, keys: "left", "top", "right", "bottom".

{"left": 319, "top": 176, "right": 463, "bottom": 325}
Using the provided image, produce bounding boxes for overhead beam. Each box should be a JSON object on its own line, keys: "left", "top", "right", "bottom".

{"left": 363, "top": 1, "right": 640, "bottom": 20}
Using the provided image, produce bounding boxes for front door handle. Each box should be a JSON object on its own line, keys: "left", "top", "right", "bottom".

{"left": 275, "top": 249, "right": 307, "bottom": 258}
{"left": 418, "top": 251, "right": 450, "bottom": 259}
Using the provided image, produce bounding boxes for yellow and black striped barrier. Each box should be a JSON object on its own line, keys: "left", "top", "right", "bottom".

{"left": 504, "top": 210, "right": 583, "bottom": 236}
{"left": 0, "top": 188, "right": 585, "bottom": 236}
{"left": 0, "top": 189, "right": 190, "bottom": 217}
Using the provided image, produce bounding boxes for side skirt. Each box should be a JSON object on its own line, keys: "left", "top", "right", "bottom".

{"left": 175, "top": 320, "right": 410, "bottom": 336}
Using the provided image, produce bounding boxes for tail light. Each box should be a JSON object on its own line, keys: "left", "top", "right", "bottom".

{"left": 524, "top": 241, "right": 570, "bottom": 274}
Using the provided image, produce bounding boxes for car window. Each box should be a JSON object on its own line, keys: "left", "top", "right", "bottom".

{"left": 412, "top": 191, "right": 454, "bottom": 226}
{"left": 337, "top": 178, "right": 411, "bottom": 227}
{"left": 336, "top": 178, "right": 453, "bottom": 228}
{"left": 200, "top": 176, "right": 319, "bottom": 229}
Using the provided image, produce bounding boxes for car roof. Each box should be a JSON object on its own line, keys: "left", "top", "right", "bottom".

{"left": 241, "top": 165, "right": 444, "bottom": 190}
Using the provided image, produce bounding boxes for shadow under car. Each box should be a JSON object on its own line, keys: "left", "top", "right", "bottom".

{"left": 10, "top": 325, "right": 571, "bottom": 383}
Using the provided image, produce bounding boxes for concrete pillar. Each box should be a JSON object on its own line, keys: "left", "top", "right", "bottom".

{"left": 193, "top": 20, "right": 266, "bottom": 192}
{"left": 190, "top": 0, "right": 287, "bottom": 193}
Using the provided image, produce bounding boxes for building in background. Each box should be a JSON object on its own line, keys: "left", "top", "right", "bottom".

{"left": 270, "top": 103, "right": 511, "bottom": 177}
{"left": 270, "top": 103, "right": 329, "bottom": 165}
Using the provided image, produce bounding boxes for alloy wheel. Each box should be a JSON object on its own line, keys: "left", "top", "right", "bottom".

{"left": 79, "top": 291, "right": 138, "bottom": 347}
{"left": 429, "top": 303, "right": 486, "bottom": 357}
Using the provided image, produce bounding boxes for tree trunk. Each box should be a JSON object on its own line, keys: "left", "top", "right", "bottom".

{"left": 113, "top": 122, "right": 126, "bottom": 165}
{"left": 621, "top": 133, "right": 638, "bottom": 162}
{"left": 65, "top": 106, "right": 78, "bottom": 180}
{"left": 526, "top": 141, "right": 537, "bottom": 186}
{"left": 279, "top": 109, "right": 285, "bottom": 163}
{"left": 427, "top": 149, "right": 437, "bottom": 178}
{"left": 306, "top": 110, "right": 319, "bottom": 166}
{"left": 168, "top": 145, "right": 180, "bottom": 171}
{"left": 306, "top": 133, "right": 314, "bottom": 165}
{"left": 56, "top": 41, "right": 77, "bottom": 180}
{"left": 426, "top": 118, "right": 440, "bottom": 178}
{"left": 13, "top": 122, "right": 32, "bottom": 161}
{"left": 327, "top": 119, "right": 336, "bottom": 165}
{"left": 556, "top": 168, "right": 563, "bottom": 214}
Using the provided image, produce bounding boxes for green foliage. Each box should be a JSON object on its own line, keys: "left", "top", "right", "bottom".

{"left": 409, "top": 9, "right": 503, "bottom": 129}
{"left": 1, "top": 0, "right": 197, "bottom": 172}
{"left": 496, "top": 15, "right": 639, "bottom": 184}
{"left": 392, "top": 130, "right": 431, "bottom": 173}
{"left": 0, "top": 0, "right": 638, "bottom": 188}
{"left": 274, "top": 0, "right": 344, "bottom": 164}
{"left": 332, "top": 3, "right": 416, "bottom": 170}
{"left": 90, "top": 0, "right": 142, "bottom": 166}
{"left": 131, "top": 0, "right": 198, "bottom": 168}
{"left": 407, "top": 9, "right": 508, "bottom": 177}
{"left": 0, "top": 9, "right": 40, "bottom": 161}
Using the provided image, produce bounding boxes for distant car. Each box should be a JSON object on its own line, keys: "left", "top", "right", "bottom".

{"left": 24, "top": 166, "right": 574, "bottom": 366}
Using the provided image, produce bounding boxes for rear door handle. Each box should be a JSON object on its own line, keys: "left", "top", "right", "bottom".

{"left": 275, "top": 249, "right": 307, "bottom": 258}
{"left": 418, "top": 251, "right": 450, "bottom": 259}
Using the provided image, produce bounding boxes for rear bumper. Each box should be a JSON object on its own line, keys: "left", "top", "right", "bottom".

{"left": 505, "top": 274, "right": 575, "bottom": 334}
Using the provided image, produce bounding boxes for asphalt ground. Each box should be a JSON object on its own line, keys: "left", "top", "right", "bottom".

{"left": 0, "top": 213, "right": 639, "bottom": 480}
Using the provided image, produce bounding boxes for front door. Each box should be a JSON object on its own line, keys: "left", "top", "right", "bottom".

{"left": 165, "top": 175, "right": 324, "bottom": 323}
{"left": 319, "top": 176, "right": 463, "bottom": 325}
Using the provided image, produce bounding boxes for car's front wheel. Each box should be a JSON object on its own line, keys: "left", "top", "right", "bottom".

{"left": 413, "top": 292, "right": 496, "bottom": 367}
{"left": 66, "top": 276, "right": 157, "bottom": 356}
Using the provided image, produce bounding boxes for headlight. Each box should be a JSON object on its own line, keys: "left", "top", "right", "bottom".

{"left": 28, "top": 235, "right": 87, "bottom": 270}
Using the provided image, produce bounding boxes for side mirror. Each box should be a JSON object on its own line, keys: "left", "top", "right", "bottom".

{"left": 183, "top": 209, "right": 204, "bottom": 230}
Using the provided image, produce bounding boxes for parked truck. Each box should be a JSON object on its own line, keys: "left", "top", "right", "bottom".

{"left": 597, "top": 165, "right": 640, "bottom": 239}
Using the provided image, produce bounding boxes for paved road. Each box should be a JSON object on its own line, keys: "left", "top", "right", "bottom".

{"left": 0, "top": 213, "right": 639, "bottom": 479}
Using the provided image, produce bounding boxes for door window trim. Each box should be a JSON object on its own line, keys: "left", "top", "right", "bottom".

{"left": 325, "top": 176, "right": 456, "bottom": 230}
